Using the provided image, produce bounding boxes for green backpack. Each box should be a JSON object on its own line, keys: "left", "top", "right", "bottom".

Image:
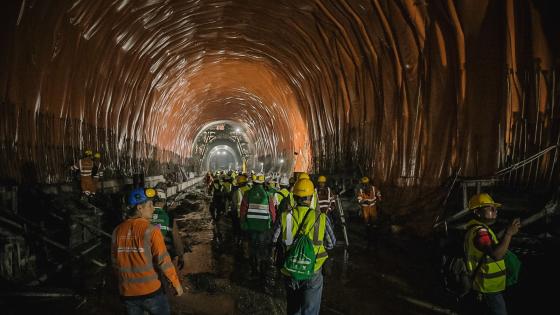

{"left": 283, "top": 209, "right": 317, "bottom": 280}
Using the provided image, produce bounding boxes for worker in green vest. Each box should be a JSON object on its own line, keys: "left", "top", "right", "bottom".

{"left": 464, "top": 193, "right": 520, "bottom": 315}
{"left": 240, "top": 173, "right": 276, "bottom": 282}
{"left": 151, "top": 189, "right": 185, "bottom": 276}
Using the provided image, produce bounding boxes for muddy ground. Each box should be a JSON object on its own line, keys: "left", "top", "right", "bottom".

{"left": 1, "top": 185, "right": 556, "bottom": 314}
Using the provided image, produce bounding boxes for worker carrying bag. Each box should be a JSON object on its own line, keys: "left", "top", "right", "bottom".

{"left": 283, "top": 209, "right": 317, "bottom": 280}
{"left": 504, "top": 250, "right": 521, "bottom": 286}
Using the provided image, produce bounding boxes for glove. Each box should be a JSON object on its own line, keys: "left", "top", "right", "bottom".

{"left": 174, "top": 284, "right": 184, "bottom": 297}
{"left": 177, "top": 256, "right": 185, "bottom": 270}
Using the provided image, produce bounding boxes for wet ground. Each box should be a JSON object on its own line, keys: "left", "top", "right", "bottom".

{"left": 2, "top": 185, "right": 557, "bottom": 314}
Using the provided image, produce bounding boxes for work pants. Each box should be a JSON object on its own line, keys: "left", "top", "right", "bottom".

{"left": 284, "top": 272, "right": 324, "bottom": 315}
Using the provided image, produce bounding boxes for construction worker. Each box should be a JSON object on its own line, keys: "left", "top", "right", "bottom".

{"left": 240, "top": 173, "right": 276, "bottom": 282}
{"left": 463, "top": 193, "right": 520, "bottom": 315}
{"left": 151, "top": 189, "right": 185, "bottom": 274}
{"left": 222, "top": 175, "right": 233, "bottom": 215}
{"left": 210, "top": 174, "right": 224, "bottom": 221}
{"left": 316, "top": 175, "right": 336, "bottom": 224}
{"left": 112, "top": 188, "right": 183, "bottom": 315}
{"left": 356, "top": 176, "right": 382, "bottom": 250}
{"left": 205, "top": 171, "right": 213, "bottom": 195}
{"left": 92, "top": 152, "right": 104, "bottom": 192}
{"left": 232, "top": 174, "right": 251, "bottom": 246}
{"left": 275, "top": 177, "right": 291, "bottom": 211}
{"left": 265, "top": 177, "right": 279, "bottom": 207}
{"left": 271, "top": 178, "right": 336, "bottom": 315}
{"left": 71, "top": 149, "right": 98, "bottom": 197}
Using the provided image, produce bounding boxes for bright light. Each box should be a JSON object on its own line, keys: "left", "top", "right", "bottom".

{"left": 235, "top": 128, "right": 240, "bottom": 133}
{"left": 280, "top": 159, "right": 284, "bottom": 163}
{"left": 260, "top": 162, "right": 264, "bottom": 166}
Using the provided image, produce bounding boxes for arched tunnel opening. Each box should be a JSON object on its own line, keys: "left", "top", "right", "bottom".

{"left": 1, "top": 1, "right": 560, "bottom": 314}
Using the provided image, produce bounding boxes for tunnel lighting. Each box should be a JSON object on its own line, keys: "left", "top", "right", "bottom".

{"left": 235, "top": 128, "right": 240, "bottom": 133}
{"left": 280, "top": 159, "right": 284, "bottom": 163}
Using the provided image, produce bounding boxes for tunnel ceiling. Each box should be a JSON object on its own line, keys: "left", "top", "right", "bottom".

{"left": 1, "top": 0, "right": 560, "bottom": 189}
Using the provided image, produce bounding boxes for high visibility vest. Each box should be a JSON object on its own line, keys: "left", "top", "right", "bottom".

{"left": 281, "top": 206, "right": 328, "bottom": 273}
{"left": 267, "top": 188, "right": 278, "bottom": 206}
{"left": 92, "top": 161, "right": 103, "bottom": 179}
{"left": 78, "top": 157, "right": 93, "bottom": 177}
{"left": 222, "top": 182, "right": 233, "bottom": 194}
{"left": 151, "top": 207, "right": 173, "bottom": 252}
{"left": 275, "top": 188, "right": 290, "bottom": 207}
{"left": 316, "top": 187, "right": 333, "bottom": 212}
{"left": 464, "top": 219, "right": 507, "bottom": 293}
{"left": 244, "top": 185, "right": 272, "bottom": 231}
{"left": 111, "top": 218, "right": 179, "bottom": 297}
{"left": 357, "top": 184, "right": 380, "bottom": 206}
{"left": 234, "top": 185, "right": 251, "bottom": 216}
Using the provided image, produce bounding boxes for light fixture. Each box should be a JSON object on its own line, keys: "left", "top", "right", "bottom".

{"left": 280, "top": 159, "right": 284, "bottom": 163}
{"left": 235, "top": 128, "right": 240, "bottom": 133}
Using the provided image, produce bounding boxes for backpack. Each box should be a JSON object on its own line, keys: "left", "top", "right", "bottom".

{"left": 440, "top": 226, "right": 484, "bottom": 299}
{"left": 283, "top": 209, "right": 317, "bottom": 280}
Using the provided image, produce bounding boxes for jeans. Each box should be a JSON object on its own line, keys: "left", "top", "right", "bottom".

{"left": 123, "top": 291, "right": 170, "bottom": 315}
{"left": 285, "top": 272, "right": 324, "bottom": 315}
{"left": 482, "top": 292, "right": 507, "bottom": 315}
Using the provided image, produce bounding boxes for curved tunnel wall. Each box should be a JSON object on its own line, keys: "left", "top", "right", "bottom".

{"left": 1, "top": 0, "right": 559, "bottom": 193}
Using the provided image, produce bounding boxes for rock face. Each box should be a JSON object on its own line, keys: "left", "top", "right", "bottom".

{"left": 1, "top": 0, "right": 559, "bottom": 192}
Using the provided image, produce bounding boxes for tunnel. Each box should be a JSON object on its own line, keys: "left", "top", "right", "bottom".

{"left": 1, "top": 0, "right": 559, "bottom": 314}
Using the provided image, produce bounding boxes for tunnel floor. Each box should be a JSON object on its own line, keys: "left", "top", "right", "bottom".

{"left": 2, "top": 183, "right": 556, "bottom": 315}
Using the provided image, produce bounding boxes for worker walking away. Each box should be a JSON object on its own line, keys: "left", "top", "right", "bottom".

{"left": 275, "top": 176, "right": 291, "bottom": 214}
{"left": 232, "top": 174, "right": 251, "bottom": 247}
{"left": 356, "top": 176, "right": 382, "bottom": 250}
{"left": 71, "top": 149, "right": 96, "bottom": 198}
{"left": 92, "top": 152, "right": 104, "bottom": 194}
{"left": 272, "top": 178, "right": 336, "bottom": 315}
{"left": 112, "top": 188, "right": 183, "bottom": 315}
{"left": 463, "top": 193, "right": 520, "bottom": 315}
{"left": 151, "top": 189, "right": 185, "bottom": 276}
{"left": 205, "top": 172, "right": 213, "bottom": 195}
{"left": 210, "top": 174, "right": 224, "bottom": 221}
{"left": 265, "top": 177, "right": 279, "bottom": 207}
{"left": 240, "top": 173, "right": 276, "bottom": 284}
{"left": 221, "top": 174, "right": 233, "bottom": 219}
{"left": 316, "top": 175, "right": 336, "bottom": 224}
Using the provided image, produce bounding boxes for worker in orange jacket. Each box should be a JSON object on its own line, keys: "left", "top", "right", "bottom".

{"left": 112, "top": 187, "right": 183, "bottom": 315}
{"left": 356, "top": 176, "right": 382, "bottom": 250}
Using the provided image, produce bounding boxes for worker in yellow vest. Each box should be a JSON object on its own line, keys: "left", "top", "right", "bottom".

{"left": 232, "top": 174, "right": 251, "bottom": 246}
{"left": 464, "top": 193, "right": 520, "bottom": 315}
{"left": 272, "top": 178, "right": 336, "bottom": 314}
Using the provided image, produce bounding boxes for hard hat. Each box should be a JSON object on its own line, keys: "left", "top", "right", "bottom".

{"left": 84, "top": 149, "right": 93, "bottom": 156}
{"left": 468, "top": 193, "right": 501, "bottom": 211}
{"left": 293, "top": 179, "right": 315, "bottom": 197}
{"left": 318, "top": 175, "right": 327, "bottom": 183}
{"left": 298, "top": 173, "right": 310, "bottom": 180}
{"left": 361, "top": 176, "right": 370, "bottom": 184}
{"left": 94, "top": 152, "right": 101, "bottom": 159}
{"left": 251, "top": 174, "right": 257, "bottom": 181}
{"left": 237, "top": 175, "right": 248, "bottom": 184}
{"left": 280, "top": 176, "right": 290, "bottom": 186}
{"left": 254, "top": 173, "right": 265, "bottom": 184}
{"left": 128, "top": 188, "right": 156, "bottom": 206}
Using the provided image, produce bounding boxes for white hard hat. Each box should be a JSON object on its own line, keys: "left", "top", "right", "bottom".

{"left": 280, "top": 176, "right": 290, "bottom": 186}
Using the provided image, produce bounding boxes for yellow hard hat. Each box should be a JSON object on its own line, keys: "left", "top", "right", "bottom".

{"left": 251, "top": 174, "right": 257, "bottom": 180}
{"left": 468, "top": 193, "right": 501, "bottom": 210}
{"left": 293, "top": 179, "right": 314, "bottom": 197}
{"left": 298, "top": 173, "right": 310, "bottom": 180}
{"left": 84, "top": 149, "right": 93, "bottom": 156}
{"left": 254, "top": 174, "right": 265, "bottom": 184}
{"left": 237, "top": 175, "right": 248, "bottom": 184}
{"left": 361, "top": 176, "right": 369, "bottom": 184}
{"left": 318, "top": 175, "right": 327, "bottom": 183}
{"left": 94, "top": 152, "right": 101, "bottom": 159}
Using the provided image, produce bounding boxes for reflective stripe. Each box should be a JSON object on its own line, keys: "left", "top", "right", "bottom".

{"left": 285, "top": 213, "right": 294, "bottom": 246}
{"left": 120, "top": 274, "right": 159, "bottom": 284}
{"left": 313, "top": 240, "right": 323, "bottom": 246}
{"left": 143, "top": 225, "right": 154, "bottom": 268}
{"left": 316, "top": 251, "right": 328, "bottom": 259}
{"left": 247, "top": 214, "right": 270, "bottom": 219}
{"left": 313, "top": 209, "right": 320, "bottom": 243}
{"left": 117, "top": 247, "right": 144, "bottom": 253}
{"left": 160, "top": 262, "right": 174, "bottom": 272}
{"left": 248, "top": 208, "right": 270, "bottom": 214}
{"left": 157, "top": 252, "right": 170, "bottom": 263}
{"left": 248, "top": 204, "right": 269, "bottom": 210}
{"left": 480, "top": 270, "right": 507, "bottom": 279}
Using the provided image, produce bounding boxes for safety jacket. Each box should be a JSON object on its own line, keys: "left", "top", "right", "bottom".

{"left": 275, "top": 188, "right": 290, "bottom": 207}
{"left": 111, "top": 218, "right": 179, "bottom": 297}
{"left": 464, "top": 219, "right": 506, "bottom": 293}
{"left": 78, "top": 157, "right": 94, "bottom": 177}
{"left": 222, "top": 181, "right": 233, "bottom": 194}
{"left": 92, "top": 161, "right": 103, "bottom": 179}
{"left": 281, "top": 206, "right": 328, "bottom": 273}
{"left": 234, "top": 185, "right": 251, "bottom": 217}
{"left": 241, "top": 185, "right": 274, "bottom": 232}
{"left": 316, "top": 187, "right": 334, "bottom": 212}
{"left": 151, "top": 207, "right": 174, "bottom": 254}
{"left": 357, "top": 184, "right": 381, "bottom": 206}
